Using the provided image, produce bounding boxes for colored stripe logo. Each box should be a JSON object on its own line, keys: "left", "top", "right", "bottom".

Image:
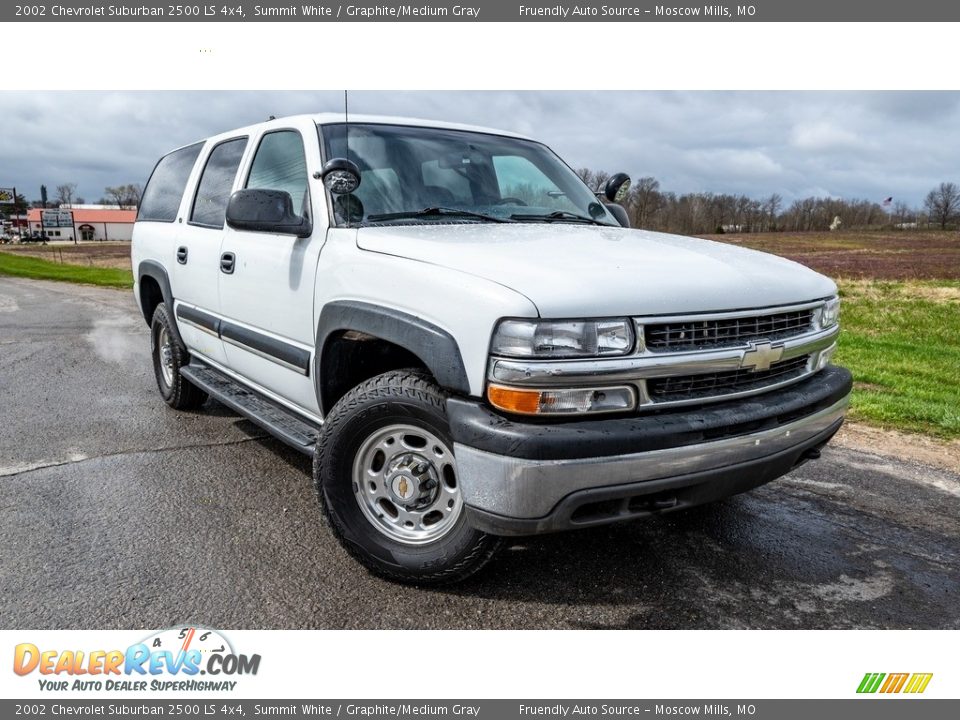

{"left": 857, "top": 672, "right": 933, "bottom": 694}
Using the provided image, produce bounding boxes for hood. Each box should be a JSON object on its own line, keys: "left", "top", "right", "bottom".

{"left": 356, "top": 223, "right": 837, "bottom": 317}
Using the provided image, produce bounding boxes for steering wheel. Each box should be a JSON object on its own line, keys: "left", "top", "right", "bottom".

{"left": 493, "top": 197, "right": 528, "bottom": 206}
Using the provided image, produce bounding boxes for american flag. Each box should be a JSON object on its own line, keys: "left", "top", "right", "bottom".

{"left": 882, "top": 196, "right": 893, "bottom": 206}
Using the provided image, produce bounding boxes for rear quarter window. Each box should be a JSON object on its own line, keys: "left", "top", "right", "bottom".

{"left": 138, "top": 142, "right": 204, "bottom": 222}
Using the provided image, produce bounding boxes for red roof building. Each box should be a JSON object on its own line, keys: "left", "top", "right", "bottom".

{"left": 26, "top": 206, "right": 136, "bottom": 241}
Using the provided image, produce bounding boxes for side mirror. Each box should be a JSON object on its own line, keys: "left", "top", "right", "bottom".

{"left": 604, "top": 203, "right": 631, "bottom": 228}
{"left": 320, "top": 158, "right": 361, "bottom": 194}
{"left": 225, "top": 189, "right": 312, "bottom": 238}
{"left": 603, "top": 173, "right": 632, "bottom": 204}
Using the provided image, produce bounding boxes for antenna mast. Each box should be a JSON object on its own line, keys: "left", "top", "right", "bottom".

{"left": 344, "top": 90, "right": 350, "bottom": 157}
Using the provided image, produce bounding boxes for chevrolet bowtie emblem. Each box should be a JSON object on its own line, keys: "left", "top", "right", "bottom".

{"left": 739, "top": 341, "right": 784, "bottom": 372}
{"left": 398, "top": 477, "right": 409, "bottom": 497}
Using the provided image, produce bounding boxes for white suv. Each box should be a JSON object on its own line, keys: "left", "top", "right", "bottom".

{"left": 132, "top": 113, "right": 851, "bottom": 584}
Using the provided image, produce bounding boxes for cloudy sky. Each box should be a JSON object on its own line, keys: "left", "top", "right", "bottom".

{"left": 1, "top": 91, "right": 956, "bottom": 207}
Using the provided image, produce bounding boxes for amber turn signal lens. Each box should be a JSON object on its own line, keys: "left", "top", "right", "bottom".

{"left": 487, "top": 384, "right": 637, "bottom": 416}
{"left": 487, "top": 385, "right": 543, "bottom": 415}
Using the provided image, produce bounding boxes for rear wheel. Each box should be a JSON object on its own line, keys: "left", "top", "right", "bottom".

{"left": 150, "top": 303, "right": 207, "bottom": 410}
{"left": 314, "top": 369, "right": 502, "bottom": 585}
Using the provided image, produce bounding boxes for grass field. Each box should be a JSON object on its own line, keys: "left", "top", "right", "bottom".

{"left": 835, "top": 279, "right": 960, "bottom": 438}
{"left": 2, "top": 233, "right": 959, "bottom": 438}
{"left": 0, "top": 251, "right": 133, "bottom": 288}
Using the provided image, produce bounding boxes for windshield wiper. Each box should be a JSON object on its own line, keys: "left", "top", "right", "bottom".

{"left": 510, "top": 210, "right": 608, "bottom": 226}
{"left": 366, "top": 207, "right": 511, "bottom": 223}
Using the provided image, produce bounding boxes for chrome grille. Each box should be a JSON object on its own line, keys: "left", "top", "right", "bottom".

{"left": 647, "top": 355, "right": 811, "bottom": 402}
{"left": 645, "top": 309, "right": 815, "bottom": 352}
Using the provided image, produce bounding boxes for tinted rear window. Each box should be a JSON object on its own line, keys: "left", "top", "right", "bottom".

{"left": 138, "top": 142, "right": 204, "bottom": 222}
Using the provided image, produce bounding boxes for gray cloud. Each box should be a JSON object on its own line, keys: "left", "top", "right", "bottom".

{"left": 1, "top": 91, "right": 957, "bottom": 207}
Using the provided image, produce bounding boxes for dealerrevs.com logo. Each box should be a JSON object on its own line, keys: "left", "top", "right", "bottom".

{"left": 857, "top": 673, "right": 933, "bottom": 694}
{"left": 13, "top": 627, "right": 261, "bottom": 692}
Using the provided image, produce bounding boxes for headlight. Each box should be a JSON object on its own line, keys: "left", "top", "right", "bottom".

{"left": 820, "top": 296, "right": 841, "bottom": 329}
{"left": 491, "top": 318, "right": 634, "bottom": 358}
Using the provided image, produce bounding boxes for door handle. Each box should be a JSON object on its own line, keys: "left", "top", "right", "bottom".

{"left": 220, "top": 252, "right": 236, "bottom": 274}
{"left": 176, "top": 246, "right": 188, "bottom": 264}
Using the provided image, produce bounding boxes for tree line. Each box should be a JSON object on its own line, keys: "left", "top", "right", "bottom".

{"left": 6, "top": 173, "right": 960, "bottom": 233}
{"left": 577, "top": 169, "right": 960, "bottom": 234}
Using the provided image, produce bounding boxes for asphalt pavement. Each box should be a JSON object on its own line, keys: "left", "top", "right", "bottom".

{"left": 1, "top": 277, "right": 957, "bottom": 629}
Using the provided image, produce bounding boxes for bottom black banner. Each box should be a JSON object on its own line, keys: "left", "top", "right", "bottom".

{"left": 2, "top": 700, "right": 956, "bottom": 719}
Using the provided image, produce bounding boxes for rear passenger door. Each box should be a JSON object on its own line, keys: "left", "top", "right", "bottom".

{"left": 218, "top": 127, "right": 324, "bottom": 417}
{"left": 170, "top": 136, "right": 248, "bottom": 367}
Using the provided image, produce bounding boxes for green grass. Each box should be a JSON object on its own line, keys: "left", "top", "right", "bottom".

{"left": 0, "top": 251, "right": 133, "bottom": 288}
{"left": 836, "top": 279, "right": 960, "bottom": 439}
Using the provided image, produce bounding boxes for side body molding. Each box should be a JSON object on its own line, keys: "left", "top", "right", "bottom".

{"left": 315, "top": 301, "right": 470, "bottom": 412}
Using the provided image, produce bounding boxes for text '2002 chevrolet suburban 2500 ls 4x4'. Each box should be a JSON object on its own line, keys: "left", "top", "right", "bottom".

{"left": 132, "top": 113, "right": 851, "bottom": 584}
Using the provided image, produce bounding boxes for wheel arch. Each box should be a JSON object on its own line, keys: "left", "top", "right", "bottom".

{"left": 315, "top": 301, "right": 470, "bottom": 416}
{"left": 137, "top": 260, "right": 185, "bottom": 350}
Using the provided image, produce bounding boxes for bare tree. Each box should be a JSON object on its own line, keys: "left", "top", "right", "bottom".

{"left": 892, "top": 200, "right": 912, "bottom": 227}
{"left": 576, "top": 168, "right": 597, "bottom": 189}
{"left": 104, "top": 183, "right": 143, "bottom": 208}
{"left": 923, "top": 182, "right": 960, "bottom": 229}
{"left": 627, "top": 176, "right": 661, "bottom": 229}
{"left": 104, "top": 185, "right": 126, "bottom": 207}
{"left": 56, "top": 183, "right": 77, "bottom": 207}
{"left": 764, "top": 193, "right": 782, "bottom": 231}
{"left": 575, "top": 168, "right": 610, "bottom": 193}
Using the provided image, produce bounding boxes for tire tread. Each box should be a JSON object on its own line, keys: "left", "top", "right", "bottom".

{"left": 314, "top": 369, "right": 502, "bottom": 585}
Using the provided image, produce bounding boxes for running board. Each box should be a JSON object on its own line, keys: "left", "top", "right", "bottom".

{"left": 180, "top": 362, "right": 319, "bottom": 455}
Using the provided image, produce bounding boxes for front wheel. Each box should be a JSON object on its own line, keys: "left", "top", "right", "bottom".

{"left": 314, "top": 369, "right": 502, "bottom": 585}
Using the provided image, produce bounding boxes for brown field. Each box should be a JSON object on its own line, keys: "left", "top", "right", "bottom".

{"left": 1, "top": 241, "right": 133, "bottom": 270}
{"left": 700, "top": 230, "right": 960, "bottom": 280}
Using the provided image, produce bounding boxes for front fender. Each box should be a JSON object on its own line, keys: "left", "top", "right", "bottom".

{"left": 314, "top": 301, "right": 470, "bottom": 414}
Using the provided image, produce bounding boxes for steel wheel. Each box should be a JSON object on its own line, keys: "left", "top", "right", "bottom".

{"left": 157, "top": 327, "right": 174, "bottom": 387}
{"left": 157, "top": 325, "right": 175, "bottom": 387}
{"left": 352, "top": 423, "right": 463, "bottom": 545}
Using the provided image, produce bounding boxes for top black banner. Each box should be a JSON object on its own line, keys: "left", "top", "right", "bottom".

{"left": 4, "top": 0, "right": 953, "bottom": 22}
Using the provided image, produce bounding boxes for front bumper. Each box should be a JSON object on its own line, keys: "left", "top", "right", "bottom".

{"left": 447, "top": 365, "right": 852, "bottom": 536}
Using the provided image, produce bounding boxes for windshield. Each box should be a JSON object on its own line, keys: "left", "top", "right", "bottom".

{"left": 318, "top": 123, "right": 619, "bottom": 226}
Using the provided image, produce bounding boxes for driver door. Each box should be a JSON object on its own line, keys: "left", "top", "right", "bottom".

{"left": 217, "top": 125, "right": 326, "bottom": 418}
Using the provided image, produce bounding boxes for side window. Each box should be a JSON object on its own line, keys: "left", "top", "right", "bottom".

{"left": 190, "top": 137, "right": 247, "bottom": 228}
{"left": 246, "top": 131, "right": 309, "bottom": 215}
{"left": 138, "top": 142, "right": 203, "bottom": 222}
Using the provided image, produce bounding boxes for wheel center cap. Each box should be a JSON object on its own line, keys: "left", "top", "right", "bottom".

{"left": 391, "top": 474, "right": 416, "bottom": 501}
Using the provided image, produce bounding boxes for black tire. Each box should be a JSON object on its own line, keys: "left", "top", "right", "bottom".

{"left": 314, "top": 369, "right": 503, "bottom": 585}
{"left": 150, "top": 303, "right": 207, "bottom": 410}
